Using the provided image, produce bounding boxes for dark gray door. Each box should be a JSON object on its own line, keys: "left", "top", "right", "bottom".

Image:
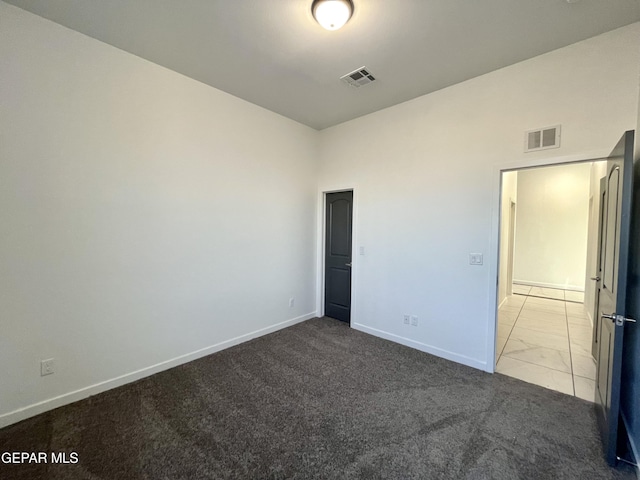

{"left": 595, "top": 131, "right": 635, "bottom": 465}
{"left": 324, "top": 191, "right": 353, "bottom": 323}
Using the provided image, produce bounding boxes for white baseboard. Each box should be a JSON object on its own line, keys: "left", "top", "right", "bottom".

{"left": 513, "top": 280, "right": 584, "bottom": 292}
{"left": 498, "top": 297, "right": 507, "bottom": 309}
{"left": 0, "top": 312, "right": 317, "bottom": 429}
{"left": 351, "top": 323, "right": 487, "bottom": 372}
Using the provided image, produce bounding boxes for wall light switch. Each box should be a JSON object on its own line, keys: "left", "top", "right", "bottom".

{"left": 359, "top": 246, "right": 365, "bottom": 255}
{"left": 469, "top": 253, "right": 483, "bottom": 265}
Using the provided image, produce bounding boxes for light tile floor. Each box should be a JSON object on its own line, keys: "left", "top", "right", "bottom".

{"left": 496, "top": 287, "right": 595, "bottom": 401}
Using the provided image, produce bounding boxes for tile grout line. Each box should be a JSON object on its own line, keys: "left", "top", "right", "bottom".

{"left": 510, "top": 324, "right": 570, "bottom": 343}
{"left": 497, "top": 291, "right": 528, "bottom": 363}
{"left": 503, "top": 294, "right": 527, "bottom": 355}
{"left": 504, "top": 291, "right": 573, "bottom": 376}
{"left": 503, "top": 286, "right": 590, "bottom": 398}
{"left": 562, "top": 288, "right": 581, "bottom": 398}
{"left": 504, "top": 327, "right": 571, "bottom": 354}
{"left": 499, "top": 354, "right": 573, "bottom": 375}
{"left": 564, "top": 296, "right": 577, "bottom": 397}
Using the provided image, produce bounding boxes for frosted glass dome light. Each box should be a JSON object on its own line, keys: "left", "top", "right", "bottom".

{"left": 312, "top": 0, "right": 354, "bottom": 31}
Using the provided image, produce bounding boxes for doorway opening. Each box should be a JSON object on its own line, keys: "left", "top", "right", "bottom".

{"left": 495, "top": 160, "right": 607, "bottom": 400}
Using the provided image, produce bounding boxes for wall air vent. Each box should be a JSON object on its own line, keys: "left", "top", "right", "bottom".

{"left": 525, "top": 125, "right": 561, "bottom": 152}
{"left": 340, "top": 67, "right": 376, "bottom": 88}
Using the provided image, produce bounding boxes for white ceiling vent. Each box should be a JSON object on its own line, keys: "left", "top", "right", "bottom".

{"left": 525, "top": 125, "right": 561, "bottom": 152}
{"left": 340, "top": 67, "right": 376, "bottom": 88}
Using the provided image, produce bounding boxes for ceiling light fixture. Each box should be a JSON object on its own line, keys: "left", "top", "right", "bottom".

{"left": 312, "top": 0, "right": 354, "bottom": 31}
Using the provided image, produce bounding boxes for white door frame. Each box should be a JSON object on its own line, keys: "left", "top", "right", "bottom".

{"left": 315, "top": 185, "right": 358, "bottom": 322}
{"left": 487, "top": 148, "right": 611, "bottom": 372}
{"left": 506, "top": 200, "right": 516, "bottom": 297}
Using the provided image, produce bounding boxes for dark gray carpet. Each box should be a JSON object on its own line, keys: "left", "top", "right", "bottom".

{"left": 0, "top": 317, "right": 634, "bottom": 479}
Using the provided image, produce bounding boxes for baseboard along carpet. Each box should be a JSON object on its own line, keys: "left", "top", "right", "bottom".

{"left": 0, "top": 317, "right": 634, "bottom": 479}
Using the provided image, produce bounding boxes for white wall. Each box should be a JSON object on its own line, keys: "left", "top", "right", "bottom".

{"left": 0, "top": 3, "right": 318, "bottom": 426}
{"left": 498, "top": 171, "right": 518, "bottom": 306}
{"left": 318, "top": 23, "right": 640, "bottom": 371}
{"left": 512, "top": 163, "right": 592, "bottom": 291}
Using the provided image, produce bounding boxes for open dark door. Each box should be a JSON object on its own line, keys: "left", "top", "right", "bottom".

{"left": 324, "top": 191, "right": 353, "bottom": 323}
{"left": 595, "top": 131, "right": 635, "bottom": 465}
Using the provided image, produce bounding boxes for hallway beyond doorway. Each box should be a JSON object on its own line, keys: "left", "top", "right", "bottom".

{"left": 496, "top": 287, "right": 595, "bottom": 401}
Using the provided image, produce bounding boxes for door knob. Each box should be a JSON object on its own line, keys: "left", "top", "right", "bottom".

{"left": 345, "top": 263, "right": 352, "bottom": 267}
{"left": 602, "top": 313, "right": 637, "bottom": 326}
{"left": 591, "top": 276, "right": 601, "bottom": 281}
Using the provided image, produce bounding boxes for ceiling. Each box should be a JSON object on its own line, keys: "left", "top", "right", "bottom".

{"left": 5, "top": 0, "right": 640, "bottom": 130}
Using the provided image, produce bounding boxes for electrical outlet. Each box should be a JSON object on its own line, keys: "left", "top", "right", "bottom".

{"left": 469, "top": 253, "right": 483, "bottom": 265}
{"left": 411, "top": 315, "right": 418, "bottom": 326}
{"left": 403, "top": 314, "right": 410, "bottom": 325}
{"left": 41, "top": 358, "right": 54, "bottom": 376}
{"left": 289, "top": 297, "right": 295, "bottom": 308}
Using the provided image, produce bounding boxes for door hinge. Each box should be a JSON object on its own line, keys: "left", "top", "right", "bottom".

{"left": 602, "top": 313, "right": 637, "bottom": 326}
{"left": 617, "top": 456, "right": 639, "bottom": 468}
